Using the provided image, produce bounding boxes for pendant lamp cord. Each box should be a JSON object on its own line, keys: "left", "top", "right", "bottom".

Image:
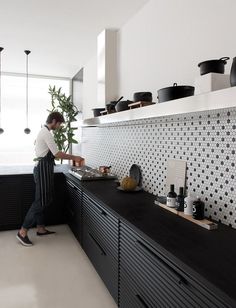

{"left": 0, "top": 47, "right": 3, "bottom": 128}
{"left": 24, "top": 50, "right": 31, "bottom": 129}
{"left": 26, "top": 52, "right": 29, "bottom": 128}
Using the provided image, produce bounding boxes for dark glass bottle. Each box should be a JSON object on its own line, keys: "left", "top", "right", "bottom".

{"left": 167, "top": 184, "right": 177, "bottom": 208}
{"left": 176, "top": 187, "right": 184, "bottom": 211}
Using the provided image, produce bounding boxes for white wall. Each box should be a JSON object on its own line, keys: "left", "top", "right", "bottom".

{"left": 82, "top": 55, "right": 97, "bottom": 119}
{"left": 117, "top": 0, "right": 236, "bottom": 100}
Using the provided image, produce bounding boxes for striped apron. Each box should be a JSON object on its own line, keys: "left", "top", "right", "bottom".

{"left": 37, "top": 147, "right": 55, "bottom": 208}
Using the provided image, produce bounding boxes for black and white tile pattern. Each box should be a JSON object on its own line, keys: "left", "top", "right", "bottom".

{"left": 81, "top": 107, "right": 236, "bottom": 228}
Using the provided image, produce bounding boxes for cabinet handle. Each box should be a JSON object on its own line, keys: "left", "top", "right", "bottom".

{"left": 88, "top": 232, "right": 106, "bottom": 256}
{"left": 136, "top": 239, "right": 187, "bottom": 286}
{"left": 100, "top": 210, "right": 107, "bottom": 217}
{"left": 69, "top": 208, "right": 75, "bottom": 217}
{"left": 67, "top": 181, "right": 78, "bottom": 190}
{"left": 136, "top": 294, "right": 149, "bottom": 308}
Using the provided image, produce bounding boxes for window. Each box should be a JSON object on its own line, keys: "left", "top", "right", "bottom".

{"left": 0, "top": 75, "right": 70, "bottom": 165}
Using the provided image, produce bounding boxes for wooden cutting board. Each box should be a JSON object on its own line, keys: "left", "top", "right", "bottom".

{"left": 166, "top": 159, "right": 187, "bottom": 194}
{"left": 154, "top": 200, "right": 218, "bottom": 230}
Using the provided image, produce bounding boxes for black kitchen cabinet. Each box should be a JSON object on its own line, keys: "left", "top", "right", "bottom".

{"left": 66, "top": 179, "right": 82, "bottom": 242}
{"left": 119, "top": 222, "right": 230, "bottom": 308}
{"left": 0, "top": 175, "right": 22, "bottom": 230}
{"left": 82, "top": 193, "right": 119, "bottom": 304}
{"left": 21, "top": 173, "right": 67, "bottom": 226}
{"left": 0, "top": 173, "right": 67, "bottom": 231}
{"left": 21, "top": 174, "right": 35, "bottom": 221}
{"left": 44, "top": 173, "right": 67, "bottom": 225}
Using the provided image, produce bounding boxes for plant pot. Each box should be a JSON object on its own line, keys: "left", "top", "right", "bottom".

{"left": 157, "top": 83, "right": 195, "bottom": 103}
{"left": 198, "top": 57, "right": 230, "bottom": 75}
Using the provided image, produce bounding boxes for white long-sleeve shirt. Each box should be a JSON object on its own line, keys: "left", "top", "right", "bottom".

{"left": 35, "top": 126, "right": 58, "bottom": 158}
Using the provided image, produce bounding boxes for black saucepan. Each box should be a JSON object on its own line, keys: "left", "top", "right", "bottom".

{"left": 133, "top": 92, "right": 152, "bottom": 102}
{"left": 106, "top": 96, "right": 123, "bottom": 113}
{"left": 115, "top": 100, "right": 133, "bottom": 112}
{"left": 157, "top": 83, "right": 195, "bottom": 103}
{"left": 198, "top": 57, "right": 230, "bottom": 75}
{"left": 92, "top": 108, "right": 106, "bottom": 117}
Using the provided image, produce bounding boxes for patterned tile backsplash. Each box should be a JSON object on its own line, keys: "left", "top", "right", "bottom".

{"left": 81, "top": 107, "right": 236, "bottom": 228}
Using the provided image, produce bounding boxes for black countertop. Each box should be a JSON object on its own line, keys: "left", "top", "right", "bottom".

{"left": 66, "top": 174, "right": 236, "bottom": 306}
{"left": 0, "top": 164, "right": 70, "bottom": 175}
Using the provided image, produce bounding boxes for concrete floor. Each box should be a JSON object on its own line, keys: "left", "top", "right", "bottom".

{"left": 0, "top": 225, "right": 117, "bottom": 308}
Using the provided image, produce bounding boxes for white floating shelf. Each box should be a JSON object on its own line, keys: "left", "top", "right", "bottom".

{"left": 82, "top": 87, "right": 236, "bottom": 126}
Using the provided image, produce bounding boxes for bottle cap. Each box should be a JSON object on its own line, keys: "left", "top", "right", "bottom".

{"left": 179, "top": 187, "right": 184, "bottom": 195}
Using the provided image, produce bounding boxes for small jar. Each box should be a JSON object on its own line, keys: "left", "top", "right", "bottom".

{"left": 192, "top": 197, "right": 205, "bottom": 220}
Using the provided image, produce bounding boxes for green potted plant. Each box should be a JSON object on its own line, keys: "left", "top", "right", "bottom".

{"left": 48, "top": 85, "right": 80, "bottom": 163}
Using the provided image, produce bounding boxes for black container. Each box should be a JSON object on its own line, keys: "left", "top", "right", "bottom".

{"left": 230, "top": 57, "right": 236, "bottom": 86}
{"left": 192, "top": 198, "right": 205, "bottom": 220}
{"left": 176, "top": 187, "right": 184, "bottom": 212}
{"left": 92, "top": 108, "right": 106, "bottom": 117}
{"left": 115, "top": 100, "right": 132, "bottom": 112}
{"left": 133, "top": 92, "right": 152, "bottom": 102}
{"left": 157, "top": 83, "right": 195, "bottom": 103}
{"left": 198, "top": 57, "right": 230, "bottom": 76}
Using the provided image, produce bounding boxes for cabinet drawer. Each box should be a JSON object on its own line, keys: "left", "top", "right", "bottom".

{"left": 83, "top": 224, "right": 118, "bottom": 303}
{"left": 66, "top": 180, "right": 82, "bottom": 241}
{"left": 83, "top": 194, "right": 118, "bottom": 259}
{"left": 120, "top": 223, "right": 229, "bottom": 308}
{"left": 120, "top": 268, "right": 164, "bottom": 308}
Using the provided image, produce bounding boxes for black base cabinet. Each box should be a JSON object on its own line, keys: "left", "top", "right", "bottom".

{"left": 0, "top": 173, "right": 67, "bottom": 231}
{"left": 82, "top": 193, "right": 119, "bottom": 304}
{"left": 66, "top": 179, "right": 82, "bottom": 242}
{"left": 119, "top": 222, "right": 230, "bottom": 308}
{"left": 1, "top": 173, "right": 234, "bottom": 307}
{"left": 0, "top": 175, "right": 22, "bottom": 230}
{"left": 83, "top": 224, "right": 118, "bottom": 303}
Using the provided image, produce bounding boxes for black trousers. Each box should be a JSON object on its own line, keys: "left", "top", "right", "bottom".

{"left": 22, "top": 166, "right": 45, "bottom": 229}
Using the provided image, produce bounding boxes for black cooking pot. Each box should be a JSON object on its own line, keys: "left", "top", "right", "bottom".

{"left": 133, "top": 92, "right": 152, "bottom": 102}
{"left": 198, "top": 57, "right": 230, "bottom": 75}
{"left": 115, "top": 100, "right": 132, "bottom": 112}
{"left": 106, "top": 96, "right": 123, "bottom": 113}
{"left": 92, "top": 108, "right": 106, "bottom": 117}
{"left": 157, "top": 83, "right": 195, "bottom": 103}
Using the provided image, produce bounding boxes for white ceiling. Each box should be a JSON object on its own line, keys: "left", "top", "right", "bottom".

{"left": 0, "top": 0, "right": 148, "bottom": 78}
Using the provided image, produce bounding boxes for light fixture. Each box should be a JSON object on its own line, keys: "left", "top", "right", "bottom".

{"left": 24, "top": 49, "right": 31, "bottom": 134}
{"left": 0, "top": 47, "right": 4, "bottom": 134}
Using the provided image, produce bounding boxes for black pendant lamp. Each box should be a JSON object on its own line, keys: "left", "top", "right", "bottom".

{"left": 24, "top": 49, "right": 31, "bottom": 134}
{"left": 0, "top": 47, "right": 4, "bottom": 134}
